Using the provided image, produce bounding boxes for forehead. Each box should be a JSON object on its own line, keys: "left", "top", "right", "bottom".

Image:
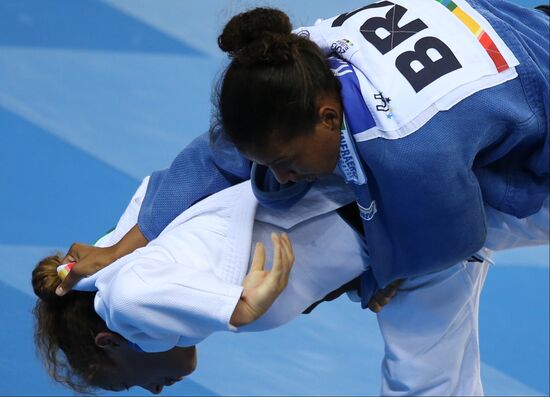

{"left": 241, "top": 134, "right": 305, "bottom": 163}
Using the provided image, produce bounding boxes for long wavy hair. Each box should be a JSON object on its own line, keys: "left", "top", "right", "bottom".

{"left": 32, "top": 254, "right": 115, "bottom": 393}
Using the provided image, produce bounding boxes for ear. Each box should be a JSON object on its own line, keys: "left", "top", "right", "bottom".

{"left": 317, "top": 94, "right": 342, "bottom": 131}
{"left": 319, "top": 105, "right": 341, "bottom": 131}
{"left": 94, "top": 332, "right": 124, "bottom": 350}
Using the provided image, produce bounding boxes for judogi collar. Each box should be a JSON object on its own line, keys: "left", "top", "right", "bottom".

{"left": 332, "top": 56, "right": 371, "bottom": 186}
{"left": 338, "top": 115, "right": 368, "bottom": 185}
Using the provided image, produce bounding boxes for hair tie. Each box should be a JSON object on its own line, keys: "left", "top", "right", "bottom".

{"left": 57, "top": 262, "right": 75, "bottom": 281}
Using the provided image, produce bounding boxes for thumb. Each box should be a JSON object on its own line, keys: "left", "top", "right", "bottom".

{"left": 55, "top": 262, "right": 82, "bottom": 296}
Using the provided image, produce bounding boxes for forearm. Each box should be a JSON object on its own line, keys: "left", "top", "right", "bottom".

{"left": 68, "top": 224, "right": 148, "bottom": 276}
{"left": 111, "top": 224, "right": 149, "bottom": 260}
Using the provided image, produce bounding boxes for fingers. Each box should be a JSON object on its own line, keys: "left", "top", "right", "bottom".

{"left": 237, "top": 233, "right": 295, "bottom": 325}
{"left": 270, "top": 233, "right": 283, "bottom": 275}
{"left": 56, "top": 267, "right": 84, "bottom": 296}
{"left": 61, "top": 254, "right": 76, "bottom": 265}
{"left": 280, "top": 233, "right": 294, "bottom": 266}
{"left": 250, "top": 233, "right": 294, "bottom": 282}
{"left": 367, "top": 291, "right": 388, "bottom": 313}
{"left": 61, "top": 243, "right": 82, "bottom": 264}
{"left": 367, "top": 300, "right": 382, "bottom": 313}
{"left": 269, "top": 233, "right": 294, "bottom": 285}
{"left": 280, "top": 233, "right": 294, "bottom": 277}
{"left": 57, "top": 243, "right": 87, "bottom": 295}
{"left": 388, "top": 278, "right": 405, "bottom": 290}
{"left": 56, "top": 243, "right": 121, "bottom": 296}
{"left": 367, "top": 278, "right": 404, "bottom": 313}
{"left": 56, "top": 243, "right": 92, "bottom": 295}
{"left": 250, "top": 242, "right": 266, "bottom": 272}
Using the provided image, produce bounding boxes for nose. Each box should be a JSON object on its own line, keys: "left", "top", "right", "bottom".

{"left": 271, "top": 167, "right": 297, "bottom": 184}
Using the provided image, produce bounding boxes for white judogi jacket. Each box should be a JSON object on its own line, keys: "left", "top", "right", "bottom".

{"left": 76, "top": 176, "right": 367, "bottom": 352}
{"left": 74, "top": 175, "right": 547, "bottom": 356}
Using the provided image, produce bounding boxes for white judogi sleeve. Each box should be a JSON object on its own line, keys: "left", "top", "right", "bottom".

{"left": 94, "top": 252, "right": 243, "bottom": 351}
{"left": 80, "top": 177, "right": 362, "bottom": 351}
{"left": 94, "top": 176, "right": 150, "bottom": 248}
{"left": 89, "top": 183, "right": 257, "bottom": 352}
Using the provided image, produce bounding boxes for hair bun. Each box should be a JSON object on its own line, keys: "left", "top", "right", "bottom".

{"left": 32, "top": 254, "right": 65, "bottom": 305}
{"left": 218, "top": 8, "right": 292, "bottom": 55}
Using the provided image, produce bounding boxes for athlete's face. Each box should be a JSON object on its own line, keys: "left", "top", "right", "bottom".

{"left": 242, "top": 98, "right": 342, "bottom": 184}
{"left": 94, "top": 333, "right": 197, "bottom": 394}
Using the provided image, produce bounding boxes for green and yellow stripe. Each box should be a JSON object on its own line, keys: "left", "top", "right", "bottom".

{"left": 435, "top": 0, "right": 509, "bottom": 72}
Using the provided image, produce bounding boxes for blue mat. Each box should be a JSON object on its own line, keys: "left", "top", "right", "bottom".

{"left": 1, "top": 0, "right": 547, "bottom": 395}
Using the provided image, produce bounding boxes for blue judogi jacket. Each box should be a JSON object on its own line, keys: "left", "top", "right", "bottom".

{"left": 138, "top": 0, "right": 548, "bottom": 306}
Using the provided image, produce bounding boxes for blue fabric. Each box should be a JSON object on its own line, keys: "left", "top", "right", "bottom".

{"left": 350, "top": 0, "right": 549, "bottom": 302}
{"left": 359, "top": 268, "right": 378, "bottom": 310}
{"left": 471, "top": 0, "right": 549, "bottom": 216}
{"left": 251, "top": 163, "right": 312, "bottom": 210}
{"left": 138, "top": 0, "right": 548, "bottom": 307}
{"left": 327, "top": 58, "right": 376, "bottom": 135}
{"left": 138, "top": 133, "right": 312, "bottom": 239}
{"left": 138, "top": 133, "right": 251, "bottom": 240}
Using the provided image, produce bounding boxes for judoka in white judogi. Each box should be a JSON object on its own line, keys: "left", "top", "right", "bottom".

{"left": 70, "top": 173, "right": 548, "bottom": 397}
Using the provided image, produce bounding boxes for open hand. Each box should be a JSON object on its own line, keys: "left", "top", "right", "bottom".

{"left": 230, "top": 233, "right": 295, "bottom": 326}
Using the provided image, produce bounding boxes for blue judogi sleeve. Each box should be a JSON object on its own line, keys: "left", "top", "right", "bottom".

{"left": 138, "top": 132, "right": 251, "bottom": 240}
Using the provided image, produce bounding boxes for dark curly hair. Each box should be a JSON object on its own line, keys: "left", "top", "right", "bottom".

{"left": 32, "top": 254, "right": 116, "bottom": 393}
{"left": 212, "top": 7, "right": 341, "bottom": 152}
